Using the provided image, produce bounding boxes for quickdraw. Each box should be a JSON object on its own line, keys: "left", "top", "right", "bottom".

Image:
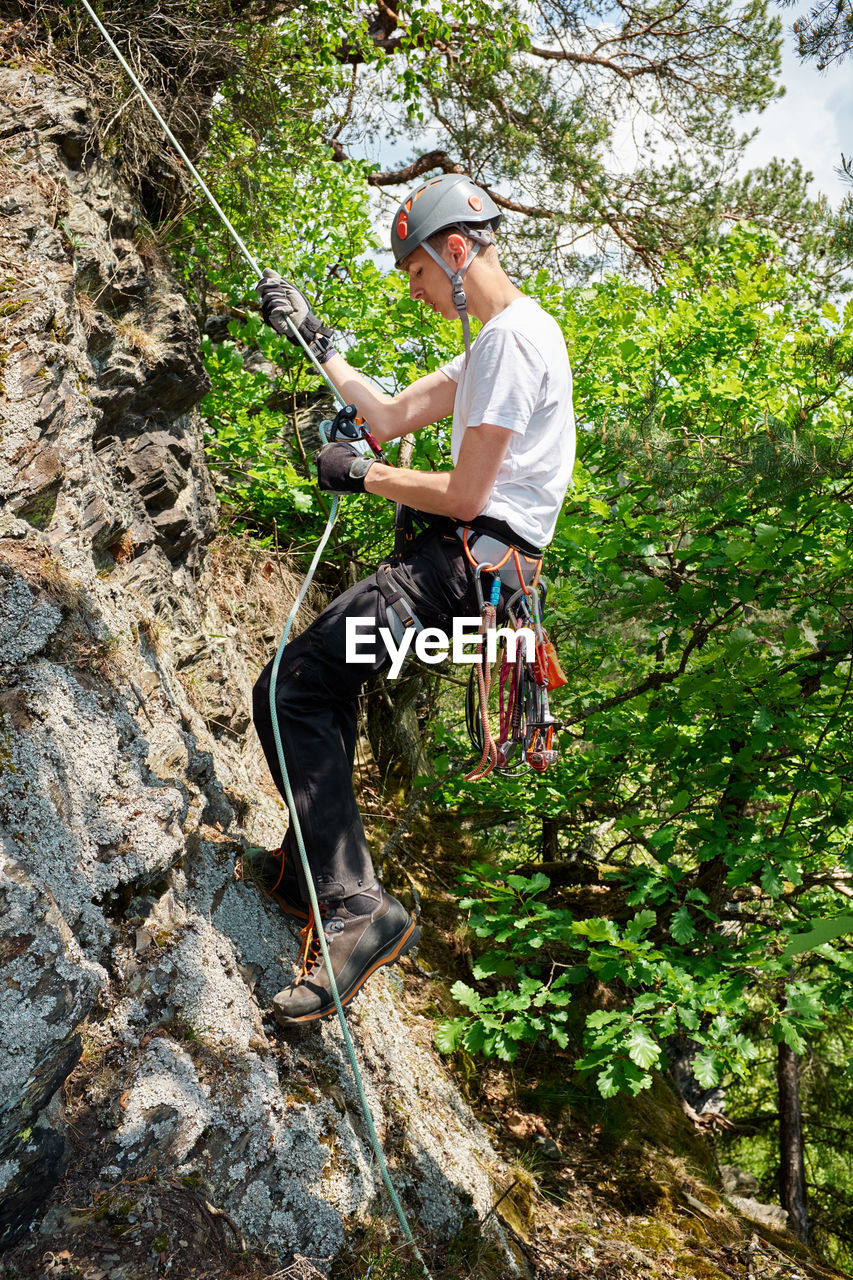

{"left": 463, "top": 531, "right": 566, "bottom": 781}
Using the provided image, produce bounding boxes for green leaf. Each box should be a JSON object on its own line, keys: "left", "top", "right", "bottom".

{"left": 450, "top": 981, "right": 482, "bottom": 1012}
{"left": 472, "top": 952, "right": 517, "bottom": 980}
{"left": 781, "top": 916, "right": 853, "bottom": 961}
{"left": 596, "top": 1061, "right": 623, "bottom": 1098}
{"left": 574, "top": 917, "right": 620, "bottom": 942}
{"left": 775, "top": 1018, "right": 807, "bottom": 1055}
{"left": 669, "top": 790, "right": 690, "bottom": 816}
{"left": 506, "top": 872, "right": 551, "bottom": 895}
{"left": 435, "top": 1019, "right": 466, "bottom": 1054}
{"left": 587, "top": 1009, "right": 622, "bottom": 1030}
{"left": 641, "top": 577, "right": 667, "bottom": 603}
{"left": 725, "top": 626, "right": 755, "bottom": 655}
{"left": 464, "top": 1021, "right": 487, "bottom": 1054}
{"left": 625, "top": 909, "right": 657, "bottom": 940}
{"left": 626, "top": 1023, "right": 660, "bottom": 1070}
{"left": 671, "top": 905, "right": 697, "bottom": 945}
{"left": 693, "top": 1051, "right": 721, "bottom": 1089}
{"left": 760, "top": 863, "right": 784, "bottom": 898}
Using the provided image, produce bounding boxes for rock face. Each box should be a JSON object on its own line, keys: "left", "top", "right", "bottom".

{"left": 0, "top": 66, "right": 514, "bottom": 1271}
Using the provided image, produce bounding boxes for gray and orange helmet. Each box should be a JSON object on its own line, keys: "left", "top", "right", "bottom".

{"left": 390, "top": 173, "right": 501, "bottom": 267}
{"left": 391, "top": 174, "right": 502, "bottom": 362}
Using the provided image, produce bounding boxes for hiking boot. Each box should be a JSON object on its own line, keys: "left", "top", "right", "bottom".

{"left": 242, "top": 844, "right": 309, "bottom": 922}
{"left": 272, "top": 885, "right": 420, "bottom": 1025}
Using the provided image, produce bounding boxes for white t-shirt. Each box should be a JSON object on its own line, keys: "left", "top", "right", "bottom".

{"left": 442, "top": 296, "right": 575, "bottom": 548}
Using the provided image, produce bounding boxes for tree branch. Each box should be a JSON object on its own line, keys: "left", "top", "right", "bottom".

{"left": 327, "top": 141, "right": 556, "bottom": 216}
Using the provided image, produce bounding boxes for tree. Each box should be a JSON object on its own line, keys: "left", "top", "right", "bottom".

{"left": 438, "top": 227, "right": 853, "bottom": 1103}
{"left": 778, "top": 1037, "right": 810, "bottom": 1242}
{"left": 13, "top": 0, "right": 849, "bottom": 286}
{"left": 722, "top": 1012, "right": 853, "bottom": 1265}
{"left": 313, "top": 0, "right": 847, "bottom": 282}
{"left": 787, "top": 0, "right": 853, "bottom": 68}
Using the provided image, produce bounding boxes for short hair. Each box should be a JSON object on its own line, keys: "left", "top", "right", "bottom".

{"left": 415, "top": 226, "right": 498, "bottom": 266}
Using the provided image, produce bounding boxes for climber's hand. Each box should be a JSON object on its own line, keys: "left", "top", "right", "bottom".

{"left": 256, "top": 270, "right": 335, "bottom": 361}
{"left": 316, "top": 442, "right": 376, "bottom": 494}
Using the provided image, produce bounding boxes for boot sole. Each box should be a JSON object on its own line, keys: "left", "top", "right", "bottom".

{"left": 273, "top": 919, "right": 421, "bottom": 1025}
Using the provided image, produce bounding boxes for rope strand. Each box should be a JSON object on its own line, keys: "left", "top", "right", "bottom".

{"left": 76, "top": 0, "right": 345, "bottom": 405}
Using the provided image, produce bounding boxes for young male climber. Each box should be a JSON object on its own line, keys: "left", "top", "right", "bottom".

{"left": 251, "top": 173, "right": 576, "bottom": 1026}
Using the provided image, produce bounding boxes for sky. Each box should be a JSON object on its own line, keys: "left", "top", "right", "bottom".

{"left": 738, "top": 34, "right": 852, "bottom": 207}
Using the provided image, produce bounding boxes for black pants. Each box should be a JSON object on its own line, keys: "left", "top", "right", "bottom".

{"left": 253, "top": 526, "right": 478, "bottom": 904}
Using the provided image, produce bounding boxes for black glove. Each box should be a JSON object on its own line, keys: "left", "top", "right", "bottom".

{"left": 316, "top": 442, "right": 376, "bottom": 494}
{"left": 256, "top": 269, "right": 336, "bottom": 363}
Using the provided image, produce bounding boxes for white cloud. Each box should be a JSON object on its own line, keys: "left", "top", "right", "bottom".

{"left": 738, "top": 39, "right": 851, "bottom": 207}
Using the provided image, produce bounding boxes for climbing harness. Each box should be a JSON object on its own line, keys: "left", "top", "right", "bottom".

{"left": 461, "top": 531, "right": 567, "bottom": 781}
{"left": 76, "top": 4, "right": 429, "bottom": 1272}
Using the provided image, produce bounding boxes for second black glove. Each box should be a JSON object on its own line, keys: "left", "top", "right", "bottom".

{"left": 316, "top": 442, "right": 377, "bottom": 494}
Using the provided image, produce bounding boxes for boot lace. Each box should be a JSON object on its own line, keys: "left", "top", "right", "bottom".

{"left": 266, "top": 844, "right": 287, "bottom": 894}
{"left": 294, "top": 903, "right": 331, "bottom": 984}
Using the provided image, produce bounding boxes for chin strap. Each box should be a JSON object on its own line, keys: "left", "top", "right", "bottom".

{"left": 421, "top": 225, "right": 496, "bottom": 364}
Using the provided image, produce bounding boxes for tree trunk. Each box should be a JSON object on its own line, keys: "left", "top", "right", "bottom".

{"left": 777, "top": 1040, "right": 810, "bottom": 1244}
{"left": 542, "top": 816, "right": 561, "bottom": 860}
{"left": 365, "top": 667, "right": 432, "bottom": 794}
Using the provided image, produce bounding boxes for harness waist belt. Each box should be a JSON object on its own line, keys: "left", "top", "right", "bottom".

{"left": 463, "top": 514, "right": 543, "bottom": 559}
{"left": 456, "top": 518, "right": 544, "bottom": 591}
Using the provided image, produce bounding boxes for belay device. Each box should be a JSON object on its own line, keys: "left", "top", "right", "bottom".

{"left": 463, "top": 537, "right": 567, "bottom": 782}
{"left": 326, "top": 402, "right": 389, "bottom": 461}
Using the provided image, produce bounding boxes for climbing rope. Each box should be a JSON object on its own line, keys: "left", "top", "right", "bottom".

{"left": 266, "top": 484, "right": 430, "bottom": 1275}
{"left": 75, "top": 3, "right": 431, "bottom": 1271}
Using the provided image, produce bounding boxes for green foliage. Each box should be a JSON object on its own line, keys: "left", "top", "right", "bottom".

{"left": 437, "top": 228, "right": 853, "bottom": 1108}
{"left": 790, "top": 0, "right": 853, "bottom": 69}
{"left": 199, "top": 327, "right": 316, "bottom": 527}
{"left": 180, "top": 137, "right": 460, "bottom": 547}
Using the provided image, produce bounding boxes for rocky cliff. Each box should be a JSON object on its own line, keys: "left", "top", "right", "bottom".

{"left": 0, "top": 62, "right": 517, "bottom": 1276}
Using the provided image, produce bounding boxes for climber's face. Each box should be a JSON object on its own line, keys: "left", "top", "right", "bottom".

{"left": 405, "top": 247, "right": 451, "bottom": 317}
{"left": 403, "top": 234, "right": 469, "bottom": 321}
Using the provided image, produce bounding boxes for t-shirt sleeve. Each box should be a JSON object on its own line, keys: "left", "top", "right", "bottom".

{"left": 441, "top": 351, "right": 466, "bottom": 383}
{"left": 465, "top": 327, "right": 546, "bottom": 435}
